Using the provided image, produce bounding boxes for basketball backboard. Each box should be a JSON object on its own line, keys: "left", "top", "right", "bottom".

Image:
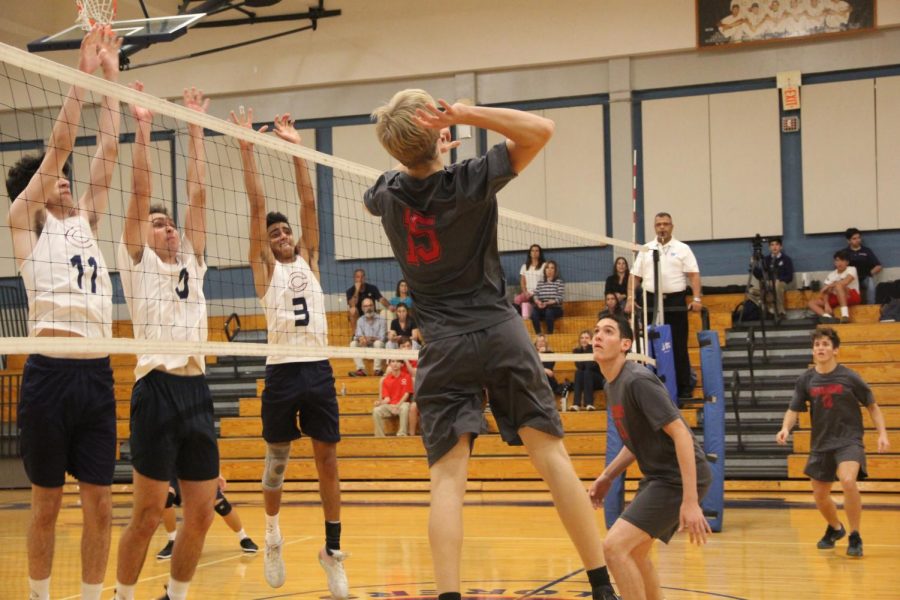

{"left": 27, "top": 14, "right": 206, "bottom": 53}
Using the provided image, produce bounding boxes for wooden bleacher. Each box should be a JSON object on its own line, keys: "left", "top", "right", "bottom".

{"left": 2, "top": 290, "right": 899, "bottom": 494}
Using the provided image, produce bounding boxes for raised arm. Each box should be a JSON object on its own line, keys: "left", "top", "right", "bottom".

{"left": 8, "top": 26, "right": 105, "bottom": 265}
{"left": 270, "top": 114, "right": 320, "bottom": 279}
{"left": 78, "top": 27, "right": 123, "bottom": 231}
{"left": 230, "top": 106, "right": 274, "bottom": 298}
{"left": 183, "top": 87, "right": 209, "bottom": 260}
{"left": 122, "top": 82, "right": 153, "bottom": 263}
{"left": 414, "top": 100, "right": 554, "bottom": 174}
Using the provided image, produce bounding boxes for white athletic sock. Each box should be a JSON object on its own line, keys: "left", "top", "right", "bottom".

{"left": 166, "top": 577, "right": 190, "bottom": 600}
{"left": 114, "top": 582, "right": 135, "bottom": 600}
{"left": 28, "top": 577, "right": 50, "bottom": 600}
{"left": 265, "top": 513, "right": 281, "bottom": 543}
{"left": 168, "top": 530, "right": 177, "bottom": 542}
{"left": 81, "top": 582, "right": 103, "bottom": 600}
{"left": 236, "top": 528, "right": 248, "bottom": 541}
{"left": 841, "top": 306, "right": 849, "bottom": 317}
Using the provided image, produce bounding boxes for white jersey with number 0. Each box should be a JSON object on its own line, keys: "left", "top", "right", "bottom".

{"left": 118, "top": 236, "right": 208, "bottom": 380}
{"left": 20, "top": 212, "right": 112, "bottom": 340}
{"left": 261, "top": 255, "right": 328, "bottom": 364}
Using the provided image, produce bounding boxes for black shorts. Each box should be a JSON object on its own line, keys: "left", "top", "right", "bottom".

{"left": 415, "top": 316, "right": 564, "bottom": 466}
{"left": 261, "top": 360, "right": 340, "bottom": 444}
{"left": 18, "top": 355, "right": 116, "bottom": 487}
{"left": 130, "top": 370, "right": 219, "bottom": 482}
{"left": 621, "top": 478, "right": 711, "bottom": 544}
{"left": 804, "top": 444, "right": 868, "bottom": 482}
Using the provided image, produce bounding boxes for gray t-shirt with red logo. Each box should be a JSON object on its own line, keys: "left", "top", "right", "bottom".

{"left": 606, "top": 360, "right": 711, "bottom": 486}
{"left": 789, "top": 364, "right": 874, "bottom": 452}
{"left": 364, "top": 143, "right": 518, "bottom": 342}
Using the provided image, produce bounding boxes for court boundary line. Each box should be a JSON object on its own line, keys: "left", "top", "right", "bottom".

{"left": 56, "top": 535, "right": 314, "bottom": 600}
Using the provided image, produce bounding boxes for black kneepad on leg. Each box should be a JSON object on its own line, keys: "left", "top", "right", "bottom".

{"left": 165, "top": 490, "right": 176, "bottom": 508}
{"left": 214, "top": 495, "right": 233, "bottom": 517}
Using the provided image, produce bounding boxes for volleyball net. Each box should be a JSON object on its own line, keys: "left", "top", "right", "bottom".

{"left": 0, "top": 39, "right": 651, "bottom": 366}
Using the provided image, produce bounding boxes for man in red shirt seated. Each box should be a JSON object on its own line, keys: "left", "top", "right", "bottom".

{"left": 373, "top": 359, "right": 414, "bottom": 436}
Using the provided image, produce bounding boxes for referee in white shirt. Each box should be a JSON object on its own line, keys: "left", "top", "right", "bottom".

{"left": 626, "top": 212, "right": 702, "bottom": 402}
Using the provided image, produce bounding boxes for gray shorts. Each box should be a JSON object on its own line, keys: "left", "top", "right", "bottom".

{"left": 415, "top": 316, "right": 564, "bottom": 466}
{"left": 804, "top": 444, "right": 868, "bottom": 482}
{"left": 621, "top": 478, "right": 710, "bottom": 544}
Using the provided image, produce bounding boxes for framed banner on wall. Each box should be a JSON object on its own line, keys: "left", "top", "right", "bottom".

{"left": 697, "top": 0, "right": 876, "bottom": 49}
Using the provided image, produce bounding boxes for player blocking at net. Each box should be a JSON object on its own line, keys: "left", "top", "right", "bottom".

{"left": 113, "top": 87, "right": 218, "bottom": 600}
{"left": 364, "top": 91, "right": 619, "bottom": 600}
{"left": 231, "top": 108, "right": 348, "bottom": 597}
{"left": 5, "top": 26, "right": 122, "bottom": 600}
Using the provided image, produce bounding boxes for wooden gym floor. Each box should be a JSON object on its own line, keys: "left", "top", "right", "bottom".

{"left": 0, "top": 491, "right": 898, "bottom": 599}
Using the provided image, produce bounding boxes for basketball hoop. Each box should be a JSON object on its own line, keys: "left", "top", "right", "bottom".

{"left": 75, "top": 0, "right": 118, "bottom": 30}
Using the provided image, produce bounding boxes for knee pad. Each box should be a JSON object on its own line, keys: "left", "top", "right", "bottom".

{"left": 165, "top": 490, "right": 176, "bottom": 509}
{"left": 214, "top": 495, "right": 233, "bottom": 517}
{"left": 262, "top": 442, "right": 291, "bottom": 491}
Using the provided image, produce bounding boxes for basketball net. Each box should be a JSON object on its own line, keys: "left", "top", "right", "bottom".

{"left": 76, "top": 0, "right": 118, "bottom": 29}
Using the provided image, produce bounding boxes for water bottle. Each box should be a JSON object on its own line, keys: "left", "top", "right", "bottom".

{"left": 801, "top": 273, "right": 809, "bottom": 290}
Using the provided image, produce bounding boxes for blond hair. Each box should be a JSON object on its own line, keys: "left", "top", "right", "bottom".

{"left": 372, "top": 89, "right": 441, "bottom": 168}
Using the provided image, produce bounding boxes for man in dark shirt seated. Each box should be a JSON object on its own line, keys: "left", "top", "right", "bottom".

{"left": 752, "top": 237, "right": 794, "bottom": 318}
{"left": 843, "top": 228, "right": 882, "bottom": 304}
{"left": 346, "top": 268, "right": 391, "bottom": 333}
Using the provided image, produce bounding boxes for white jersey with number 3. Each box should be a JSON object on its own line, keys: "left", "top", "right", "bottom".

{"left": 20, "top": 212, "right": 112, "bottom": 340}
{"left": 118, "top": 237, "right": 208, "bottom": 379}
{"left": 261, "top": 255, "right": 328, "bottom": 364}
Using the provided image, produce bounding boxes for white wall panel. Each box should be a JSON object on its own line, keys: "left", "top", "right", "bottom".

{"left": 801, "top": 79, "right": 877, "bottom": 234}
{"left": 876, "top": 76, "right": 900, "bottom": 229}
{"left": 709, "top": 88, "right": 782, "bottom": 239}
{"left": 642, "top": 95, "right": 711, "bottom": 242}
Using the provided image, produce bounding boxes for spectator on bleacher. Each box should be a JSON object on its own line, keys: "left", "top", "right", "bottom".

{"left": 372, "top": 359, "right": 413, "bottom": 437}
{"left": 346, "top": 268, "right": 390, "bottom": 333}
{"left": 605, "top": 257, "right": 630, "bottom": 303}
{"left": 534, "top": 335, "right": 567, "bottom": 396}
{"left": 390, "top": 279, "right": 414, "bottom": 311}
{"left": 572, "top": 330, "right": 604, "bottom": 411}
{"left": 531, "top": 260, "right": 565, "bottom": 334}
{"left": 598, "top": 292, "right": 624, "bottom": 320}
{"left": 386, "top": 304, "right": 421, "bottom": 349}
{"left": 843, "top": 228, "right": 882, "bottom": 304}
{"left": 752, "top": 237, "right": 794, "bottom": 318}
{"left": 349, "top": 297, "right": 387, "bottom": 376}
{"left": 808, "top": 250, "right": 860, "bottom": 324}
{"left": 397, "top": 336, "right": 420, "bottom": 435}
{"left": 515, "top": 244, "right": 546, "bottom": 320}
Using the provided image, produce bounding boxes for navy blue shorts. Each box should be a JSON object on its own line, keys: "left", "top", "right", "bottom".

{"left": 130, "top": 370, "right": 219, "bottom": 482}
{"left": 18, "top": 355, "right": 116, "bottom": 487}
{"left": 261, "top": 360, "right": 340, "bottom": 444}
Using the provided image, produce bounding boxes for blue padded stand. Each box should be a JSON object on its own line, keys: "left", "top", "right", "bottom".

{"left": 697, "top": 330, "right": 725, "bottom": 532}
{"left": 603, "top": 405, "right": 626, "bottom": 530}
{"left": 647, "top": 324, "right": 678, "bottom": 405}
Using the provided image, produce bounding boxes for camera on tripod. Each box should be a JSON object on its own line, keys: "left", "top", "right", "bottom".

{"left": 751, "top": 233, "right": 768, "bottom": 261}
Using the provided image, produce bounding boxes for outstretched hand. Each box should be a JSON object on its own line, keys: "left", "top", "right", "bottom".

{"left": 414, "top": 99, "right": 466, "bottom": 130}
{"left": 272, "top": 114, "right": 302, "bottom": 145}
{"left": 97, "top": 25, "right": 122, "bottom": 80}
{"left": 128, "top": 81, "right": 153, "bottom": 124}
{"left": 228, "top": 105, "right": 269, "bottom": 150}
{"left": 183, "top": 87, "right": 210, "bottom": 114}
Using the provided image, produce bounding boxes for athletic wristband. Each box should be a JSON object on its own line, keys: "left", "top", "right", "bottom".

{"left": 693, "top": 297, "right": 702, "bottom": 302}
